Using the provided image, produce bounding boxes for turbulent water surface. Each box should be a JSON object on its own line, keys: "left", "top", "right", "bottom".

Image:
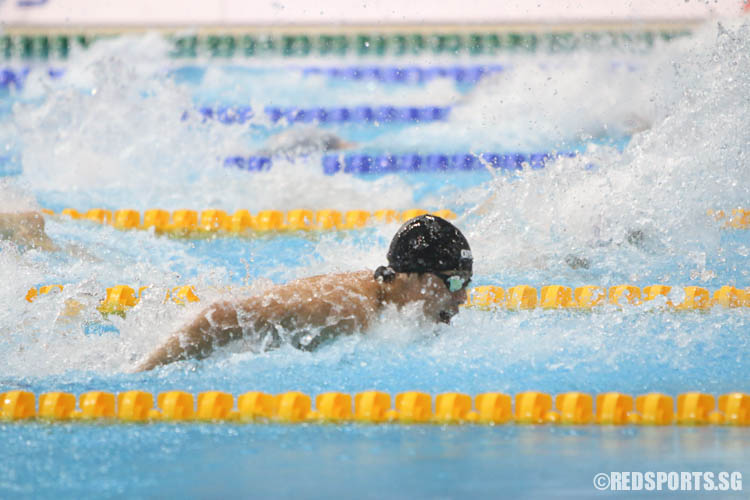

{"left": 0, "top": 20, "right": 748, "bottom": 499}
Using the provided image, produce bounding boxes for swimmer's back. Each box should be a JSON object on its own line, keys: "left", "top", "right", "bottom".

{"left": 245, "top": 270, "right": 380, "bottom": 331}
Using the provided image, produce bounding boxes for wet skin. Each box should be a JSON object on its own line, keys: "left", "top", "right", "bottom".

{"left": 135, "top": 270, "right": 468, "bottom": 371}
{"left": 0, "top": 211, "right": 56, "bottom": 251}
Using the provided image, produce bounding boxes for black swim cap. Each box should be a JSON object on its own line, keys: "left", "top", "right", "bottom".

{"left": 386, "top": 215, "right": 473, "bottom": 274}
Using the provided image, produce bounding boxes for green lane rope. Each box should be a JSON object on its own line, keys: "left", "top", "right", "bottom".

{"left": 1, "top": 28, "right": 693, "bottom": 61}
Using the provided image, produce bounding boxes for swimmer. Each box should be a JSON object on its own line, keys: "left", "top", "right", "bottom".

{"left": 563, "top": 229, "right": 648, "bottom": 270}
{"left": 0, "top": 210, "right": 102, "bottom": 262}
{"left": 257, "top": 126, "right": 355, "bottom": 158}
{"left": 0, "top": 211, "right": 56, "bottom": 251}
{"left": 135, "top": 215, "right": 473, "bottom": 371}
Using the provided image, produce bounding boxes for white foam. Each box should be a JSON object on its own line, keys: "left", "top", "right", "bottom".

{"left": 1, "top": 21, "right": 748, "bottom": 377}
{"left": 0, "top": 179, "right": 39, "bottom": 212}
{"left": 462, "top": 20, "right": 749, "bottom": 276}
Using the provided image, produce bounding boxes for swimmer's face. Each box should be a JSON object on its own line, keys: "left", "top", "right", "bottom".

{"left": 417, "top": 273, "right": 470, "bottom": 324}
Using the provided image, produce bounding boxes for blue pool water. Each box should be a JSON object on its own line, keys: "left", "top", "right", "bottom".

{"left": 3, "top": 424, "right": 748, "bottom": 499}
{"left": 1, "top": 20, "right": 749, "bottom": 499}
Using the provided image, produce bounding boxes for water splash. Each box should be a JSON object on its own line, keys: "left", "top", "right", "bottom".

{"left": 465, "top": 21, "right": 749, "bottom": 282}
{"left": 0, "top": 21, "right": 747, "bottom": 383}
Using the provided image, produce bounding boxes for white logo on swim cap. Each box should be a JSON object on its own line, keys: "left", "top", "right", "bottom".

{"left": 460, "top": 249, "right": 472, "bottom": 260}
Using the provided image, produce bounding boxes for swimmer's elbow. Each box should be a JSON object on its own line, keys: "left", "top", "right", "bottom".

{"left": 134, "top": 358, "right": 158, "bottom": 372}
{"left": 134, "top": 331, "right": 216, "bottom": 371}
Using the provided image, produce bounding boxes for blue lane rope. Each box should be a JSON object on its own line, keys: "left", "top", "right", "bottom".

{"left": 224, "top": 156, "right": 273, "bottom": 171}
{"left": 2, "top": 62, "right": 637, "bottom": 91}
{"left": 224, "top": 152, "right": 577, "bottom": 174}
{"left": 301, "top": 64, "right": 505, "bottom": 84}
{"left": 194, "top": 105, "right": 451, "bottom": 124}
{"left": 0, "top": 68, "right": 24, "bottom": 89}
{"left": 1, "top": 64, "right": 501, "bottom": 91}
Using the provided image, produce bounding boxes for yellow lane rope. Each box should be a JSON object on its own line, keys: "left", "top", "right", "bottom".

{"left": 45, "top": 208, "right": 457, "bottom": 234}
{"left": 43, "top": 207, "right": 749, "bottom": 234}
{"left": 1, "top": 390, "right": 747, "bottom": 425}
{"left": 25, "top": 284, "right": 749, "bottom": 312}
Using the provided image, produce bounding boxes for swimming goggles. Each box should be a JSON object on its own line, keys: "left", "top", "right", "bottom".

{"left": 434, "top": 271, "right": 472, "bottom": 293}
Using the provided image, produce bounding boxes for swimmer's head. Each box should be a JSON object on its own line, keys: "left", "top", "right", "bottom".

{"left": 375, "top": 215, "right": 473, "bottom": 323}
{"left": 386, "top": 214, "right": 473, "bottom": 275}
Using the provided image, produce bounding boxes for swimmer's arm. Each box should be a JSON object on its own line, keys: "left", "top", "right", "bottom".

{"left": 135, "top": 293, "right": 303, "bottom": 371}
{"left": 135, "top": 274, "right": 377, "bottom": 371}
{"left": 135, "top": 300, "right": 252, "bottom": 371}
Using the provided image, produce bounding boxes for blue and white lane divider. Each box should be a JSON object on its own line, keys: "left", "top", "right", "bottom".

{"left": 2, "top": 62, "right": 638, "bottom": 92}
{"left": 193, "top": 105, "right": 451, "bottom": 124}
{"left": 1, "top": 64, "right": 503, "bottom": 91}
{"left": 224, "top": 152, "right": 576, "bottom": 174}
{"left": 301, "top": 64, "right": 505, "bottom": 84}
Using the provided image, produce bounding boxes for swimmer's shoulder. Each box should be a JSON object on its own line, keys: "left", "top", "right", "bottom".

{"left": 290, "top": 269, "right": 371, "bottom": 283}
{"left": 287, "top": 270, "right": 378, "bottom": 297}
